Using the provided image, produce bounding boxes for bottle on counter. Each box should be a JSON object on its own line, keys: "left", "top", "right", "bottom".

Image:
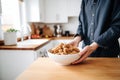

{"left": 53, "top": 25, "right": 57, "bottom": 37}
{"left": 56, "top": 25, "right": 63, "bottom": 37}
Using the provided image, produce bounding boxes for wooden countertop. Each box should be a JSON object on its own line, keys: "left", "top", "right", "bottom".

{"left": 17, "top": 58, "right": 120, "bottom": 80}
{"left": 0, "top": 39, "right": 51, "bottom": 50}
{"left": 0, "top": 37, "right": 73, "bottom": 50}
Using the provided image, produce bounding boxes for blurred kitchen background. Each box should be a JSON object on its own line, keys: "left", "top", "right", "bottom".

{"left": 0, "top": 1, "right": 83, "bottom": 80}
{"left": 0, "top": 0, "right": 119, "bottom": 41}
{"left": 0, "top": 0, "right": 120, "bottom": 80}
{"left": 0, "top": 0, "right": 82, "bottom": 40}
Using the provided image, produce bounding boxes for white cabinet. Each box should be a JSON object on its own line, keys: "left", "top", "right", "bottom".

{"left": 25, "top": 0, "right": 45, "bottom": 22}
{"left": 24, "top": 0, "right": 82, "bottom": 23}
{"left": 39, "top": 0, "right": 45, "bottom": 22}
{"left": 0, "top": 0, "right": 2, "bottom": 15}
{"left": 67, "top": 0, "right": 82, "bottom": 17}
{"left": 0, "top": 50, "right": 38, "bottom": 80}
{"left": 45, "top": 0, "right": 68, "bottom": 23}
{"left": 39, "top": 41, "right": 53, "bottom": 57}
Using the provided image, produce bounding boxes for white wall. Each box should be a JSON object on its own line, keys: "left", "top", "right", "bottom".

{"left": 0, "top": 0, "right": 4, "bottom": 40}
{"left": 61, "top": 17, "right": 79, "bottom": 34}
{"left": 34, "top": 17, "right": 79, "bottom": 35}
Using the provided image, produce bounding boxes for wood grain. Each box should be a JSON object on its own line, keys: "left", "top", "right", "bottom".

{"left": 17, "top": 58, "right": 120, "bottom": 80}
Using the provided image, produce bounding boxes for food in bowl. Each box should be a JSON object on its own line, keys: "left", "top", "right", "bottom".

{"left": 48, "top": 43, "right": 80, "bottom": 65}
{"left": 49, "top": 43, "right": 80, "bottom": 55}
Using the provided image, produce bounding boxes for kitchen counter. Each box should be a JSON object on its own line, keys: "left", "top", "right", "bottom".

{"left": 0, "top": 37, "right": 74, "bottom": 80}
{"left": 0, "top": 39, "right": 51, "bottom": 50}
{"left": 0, "top": 37, "right": 73, "bottom": 50}
{"left": 17, "top": 58, "right": 120, "bottom": 80}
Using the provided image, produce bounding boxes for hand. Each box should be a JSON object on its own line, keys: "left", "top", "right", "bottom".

{"left": 72, "top": 42, "right": 99, "bottom": 64}
{"left": 69, "top": 36, "right": 81, "bottom": 47}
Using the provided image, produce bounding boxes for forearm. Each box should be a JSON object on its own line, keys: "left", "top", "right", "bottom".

{"left": 94, "top": 6, "right": 120, "bottom": 48}
{"left": 94, "top": 25, "right": 120, "bottom": 48}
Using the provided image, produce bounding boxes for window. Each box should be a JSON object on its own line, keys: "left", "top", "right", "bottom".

{"left": 1, "top": 0, "right": 28, "bottom": 38}
{"left": 1, "top": 0, "right": 21, "bottom": 30}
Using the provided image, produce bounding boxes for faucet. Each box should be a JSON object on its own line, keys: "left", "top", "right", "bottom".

{"left": 26, "top": 24, "right": 31, "bottom": 39}
{"left": 21, "top": 25, "right": 24, "bottom": 41}
{"left": 20, "top": 24, "right": 31, "bottom": 41}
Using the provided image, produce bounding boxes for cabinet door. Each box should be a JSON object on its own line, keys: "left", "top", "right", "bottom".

{"left": 39, "top": 41, "right": 53, "bottom": 57}
{"left": 45, "top": 0, "right": 68, "bottom": 23}
{"left": 39, "top": 0, "right": 45, "bottom": 22}
{"left": 25, "top": 0, "right": 44, "bottom": 22}
{"left": 0, "top": 50, "right": 36, "bottom": 80}
{"left": 67, "top": 0, "right": 82, "bottom": 17}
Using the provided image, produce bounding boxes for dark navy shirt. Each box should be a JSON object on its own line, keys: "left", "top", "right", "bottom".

{"left": 76, "top": 0, "right": 120, "bottom": 57}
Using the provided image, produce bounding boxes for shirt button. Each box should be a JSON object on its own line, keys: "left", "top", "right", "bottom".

{"left": 91, "top": 22, "right": 94, "bottom": 25}
{"left": 91, "top": 33, "right": 93, "bottom": 36}
{"left": 92, "top": 14, "right": 95, "bottom": 17}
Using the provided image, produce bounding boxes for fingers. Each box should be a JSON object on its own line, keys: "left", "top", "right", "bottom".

{"left": 80, "top": 46, "right": 89, "bottom": 55}
{"left": 72, "top": 46, "right": 89, "bottom": 64}
{"left": 72, "top": 42, "right": 99, "bottom": 65}
{"left": 78, "top": 49, "right": 93, "bottom": 63}
{"left": 72, "top": 46, "right": 93, "bottom": 64}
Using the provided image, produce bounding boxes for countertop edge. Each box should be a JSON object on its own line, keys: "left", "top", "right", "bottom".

{"left": 0, "top": 37, "right": 74, "bottom": 50}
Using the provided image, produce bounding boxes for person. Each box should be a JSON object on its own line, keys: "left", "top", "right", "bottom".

{"left": 69, "top": 0, "right": 120, "bottom": 64}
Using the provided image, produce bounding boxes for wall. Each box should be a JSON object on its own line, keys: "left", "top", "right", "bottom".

{"left": 0, "top": 0, "right": 3, "bottom": 40}
{"left": 33, "top": 17, "right": 79, "bottom": 35}
{"left": 61, "top": 17, "right": 79, "bottom": 34}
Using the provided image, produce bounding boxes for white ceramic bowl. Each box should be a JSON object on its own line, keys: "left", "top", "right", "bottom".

{"left": 47, "top": 51, "right": 80, "bottom": 65}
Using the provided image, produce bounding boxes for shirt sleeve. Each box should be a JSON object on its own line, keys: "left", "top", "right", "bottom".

{"left": 74, "top": 0, "right": 84, "bottom": 40}
{"left": 94, "top": 0, "right": 120, "bottom": 48}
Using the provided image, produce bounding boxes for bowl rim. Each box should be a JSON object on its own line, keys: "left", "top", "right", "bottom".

{"left": 47, "top": 50, "right": 80, "bottom": 56}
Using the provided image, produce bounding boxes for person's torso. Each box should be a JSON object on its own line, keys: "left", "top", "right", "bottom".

{"left": 81, "top": 0, "right": 120, "bottom": 57}
{"left": 81, "top": 0, "right": 114, "bottom": 44}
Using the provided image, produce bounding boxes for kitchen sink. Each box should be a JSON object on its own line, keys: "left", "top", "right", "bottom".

{"left": 17, "top": 39, "right": 49, "bottom": 46}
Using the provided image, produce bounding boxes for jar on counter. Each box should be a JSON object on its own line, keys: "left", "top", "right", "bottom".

{"left": 64, "top": 31, "right": 70, "bottom": 36}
